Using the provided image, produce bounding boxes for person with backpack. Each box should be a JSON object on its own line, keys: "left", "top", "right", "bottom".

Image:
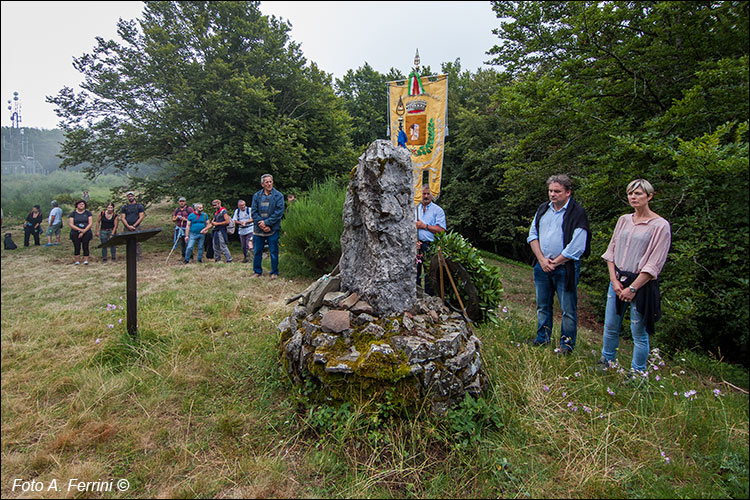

{"left": 96, "top": 202, "right": 119, "bottom": 262}
{"left": 172, "top": 197, "right": 194, "bottom": 260}
{"left": 210, "top": 199, "right": 233, "bottom": 263}
{"left": 232, "top": 199, "right": 254, "bottom": 263}
{"left": 183, "top": 202, "right": 212, "bottom": 264}
{"left": 24, "top": 205, "right": 44, "bottom": 246}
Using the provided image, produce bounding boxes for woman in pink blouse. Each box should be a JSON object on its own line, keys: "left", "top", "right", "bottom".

{"left": 598, "top": 179, "right": 671, "bottom": 373}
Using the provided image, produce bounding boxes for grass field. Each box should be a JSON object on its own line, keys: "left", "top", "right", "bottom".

{"left": 1, "top": 203, "right": 748, "bottom": 498}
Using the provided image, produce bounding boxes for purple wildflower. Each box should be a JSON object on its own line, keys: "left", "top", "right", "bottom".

{"left": 607, "top": 387, "right": 615, "bottom": 396}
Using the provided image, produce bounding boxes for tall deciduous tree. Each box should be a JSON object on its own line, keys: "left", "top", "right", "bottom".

{"left": 334, "top": 63, "right": 403, "bottom": 151}
{"left": 48, "top": 1, "right": 355, "bottom": 201}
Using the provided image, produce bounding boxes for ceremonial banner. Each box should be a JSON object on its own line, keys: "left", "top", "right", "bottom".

{"left": 387, "top": 74, "right": 448, "bottom": 205}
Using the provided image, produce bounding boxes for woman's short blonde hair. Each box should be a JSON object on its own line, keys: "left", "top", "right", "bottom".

{"left": 627, "top": 179, "right": 654, "bottom": 196}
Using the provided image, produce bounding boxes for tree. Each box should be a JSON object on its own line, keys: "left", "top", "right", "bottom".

{"left": 47, "top": 1, "right": 356, "bottom": 201}
{"left": 334, "top": 64, "right": 404, "bottom": 151}
{"left": 479, "top": 1, "right": 749, "bottom": 363}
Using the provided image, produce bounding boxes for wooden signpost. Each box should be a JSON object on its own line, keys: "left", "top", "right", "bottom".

{"left": 99, "top": 228, "right": 162, "bottom": 339}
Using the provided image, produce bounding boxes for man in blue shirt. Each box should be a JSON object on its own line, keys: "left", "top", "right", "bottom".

{"left": 527, "top": 174, "right": 591, "bottom": 354}
{"left": 415, "top": 184, "right": 446, "bottom": 295}
{"left": 251, "top": 174, "right": 285, "bottom": 279}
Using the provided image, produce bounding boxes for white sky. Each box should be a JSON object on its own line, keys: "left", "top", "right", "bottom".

{"left": 1, "top": 1, "right": 500, "bottom": 130}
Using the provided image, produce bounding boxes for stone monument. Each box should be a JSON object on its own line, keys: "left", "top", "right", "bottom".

{"left": 279, "top": 140, "right": 485, "bottom": 414}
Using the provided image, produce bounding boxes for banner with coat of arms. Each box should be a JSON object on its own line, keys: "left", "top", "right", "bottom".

{"left": 387, "top": 72, "right": 448, "bottom": 205}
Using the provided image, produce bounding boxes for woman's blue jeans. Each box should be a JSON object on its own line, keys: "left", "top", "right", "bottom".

{"left": 253, "top": 231, "right": 279, "bottom": 275}
{"left": 601, "top": 282, "right": 649, "bottom": 372}
{"left": 533, "top": 261, "right": 579, "bottom": 351}
{"left": 100, "top": 230, "right": 116, "bottom": 259}
{"left": 185, "top": 233, "right": 205, "bottom": 263}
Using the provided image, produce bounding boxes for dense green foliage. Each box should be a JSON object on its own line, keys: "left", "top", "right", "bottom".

{"left": 47, "top": 1, "right": 356, "bottom": 203}
{"left": 334, "top": 63, "right": 404, "bottom": 151}
{"left": 435, "top": 1, "right": 749, "bottom": 365}
{"left": 282, "top": 177, "right": 347, "bottom": 276}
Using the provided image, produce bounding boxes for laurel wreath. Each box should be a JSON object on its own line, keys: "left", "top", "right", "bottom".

{"left": 410, "top": 118, "right": 435, "bottom": 156}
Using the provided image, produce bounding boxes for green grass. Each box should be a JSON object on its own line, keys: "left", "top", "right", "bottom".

{"left": 1, "top": 203, "right": 748, "bottom": 498}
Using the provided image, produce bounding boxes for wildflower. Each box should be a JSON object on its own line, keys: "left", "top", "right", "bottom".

{"left": 567, "top": 401, "right": 574, "bottom": 407}
{"left": 713, "top": 389, "right": 723, "bottom": 398}
{"left": 107, "top": 324, "right": 114, "bottom": 329}
{"left": 516, "top": 343, "right": 520, "bottom": 347}
{"left": 652, "top": 365, "right": 659, "bottom": 371}
{"left": 679, "top": 370, "right": 685, "bottom": 374}
{"left": 574, "top": 371, "right": 581, "bottom": 377}
{"left": 502, "top": 306, "right": 508, "bottom": 313}
{"left": 118, "top": 318, "right": 123, "bottom": 324}
{"left": 95, "top": 338, "right": 100, "bottom": 344}
{"left": 661, "top": 451, "right": 671, "bottom": 464}
{"left": 562, "top": 392, "right": 567, "bottom": 397}
{"left": 674, "top": 392, "right": 679, "bottom": 396}
{"left": 655, "top": 375, "right": 660, "bottom": 381}
{"left": 571, "top": 406, "right": 578, "bottom": 412}
{"left": 598, "top": 413, "right": 604, "bottom": 419}
{"left": 106, "top": 303, "right": 116, "bottom": 311}
{"left": 554, "top": 348, "right": 561, "bottom": 353}
{"left": 543, "top": 385, "right": 550, "bottom": 392}
{"left": 607, "top": 387, "right": 615, "bottom": 396}
{"left": 684, "top": 390, "right": 697, "bottom": 400}
{"left": 582, "top": 406, "right": 592, "bottom": 413}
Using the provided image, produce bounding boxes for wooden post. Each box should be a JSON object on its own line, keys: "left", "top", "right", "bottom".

{"left": 98, "top": 228, "right": 162, "bottom": 341}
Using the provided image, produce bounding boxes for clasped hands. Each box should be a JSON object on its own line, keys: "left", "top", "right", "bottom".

{"left": 539, "top": 256, "right": 565, "bottom": 273}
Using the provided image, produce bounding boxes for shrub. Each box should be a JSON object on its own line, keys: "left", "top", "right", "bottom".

{"left": 282, "top": 177, "right": 347, "bottom": 275}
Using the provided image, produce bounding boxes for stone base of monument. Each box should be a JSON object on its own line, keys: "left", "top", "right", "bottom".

{"left": 279, "top": 272, "right": 486, "bottom": 415}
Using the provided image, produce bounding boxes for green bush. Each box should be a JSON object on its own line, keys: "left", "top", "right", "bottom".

{"left": 282, "top": 177, "right": 347, "bottom": 276}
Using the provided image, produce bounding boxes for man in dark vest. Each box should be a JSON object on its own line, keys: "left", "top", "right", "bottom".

{"left": 527, "top": 174, "right": 590, "bottom": 354}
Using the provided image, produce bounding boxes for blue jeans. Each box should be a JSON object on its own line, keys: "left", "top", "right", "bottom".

{"left": 533, "top": 261, "right": 579, "bottom": 351}
{"left": 601, "top": 283, "right": 649, "bottom": 372}
{"left": 185, "top": 233, "right": 205, "bottom": 263}
{"left": 253, "top": 231, "right": 279, "bottom": 275}
{"left": 173, "top": 226, "right": 187, "bottom": 257}
{"left": 100, "top": 230, "right": 116, "bottom": 259}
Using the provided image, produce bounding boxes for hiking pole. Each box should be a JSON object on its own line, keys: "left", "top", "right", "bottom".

{"left": 165, "top": 227, "right": 183, "bottom": 263}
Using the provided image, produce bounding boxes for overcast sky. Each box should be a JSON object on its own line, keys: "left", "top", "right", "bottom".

{"left": 1, "top": 1, "right": 500, "bottom": 130}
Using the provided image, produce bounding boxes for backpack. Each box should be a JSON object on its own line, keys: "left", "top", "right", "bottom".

{"left": 4, "top": 233, "right": 18, "bottom": 250}
{"left": 230, "top": 207, "right": 251, "bottom": 234}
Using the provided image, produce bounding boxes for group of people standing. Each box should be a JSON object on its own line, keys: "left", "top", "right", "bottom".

{"left": 173, "top": 174, "right": 285, "bottom": 278}
{"left": 526, "top": 174, "right": 671, "bottom": 374}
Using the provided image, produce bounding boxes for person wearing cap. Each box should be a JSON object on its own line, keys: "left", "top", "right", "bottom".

{"left": 120, "top": 191, "right": 146, "bottom": 261}
{"left": 172, "top": 196, "right": 194, "bottom": 260}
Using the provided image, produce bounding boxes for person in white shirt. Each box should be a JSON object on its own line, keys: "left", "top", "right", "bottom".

{"left": 232, "top": 199, "right": 254, "bottom": 263}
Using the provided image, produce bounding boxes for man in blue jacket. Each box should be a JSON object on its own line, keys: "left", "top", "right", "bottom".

{"left": 251, "top": 174, "right": 285, "bottom": 279}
